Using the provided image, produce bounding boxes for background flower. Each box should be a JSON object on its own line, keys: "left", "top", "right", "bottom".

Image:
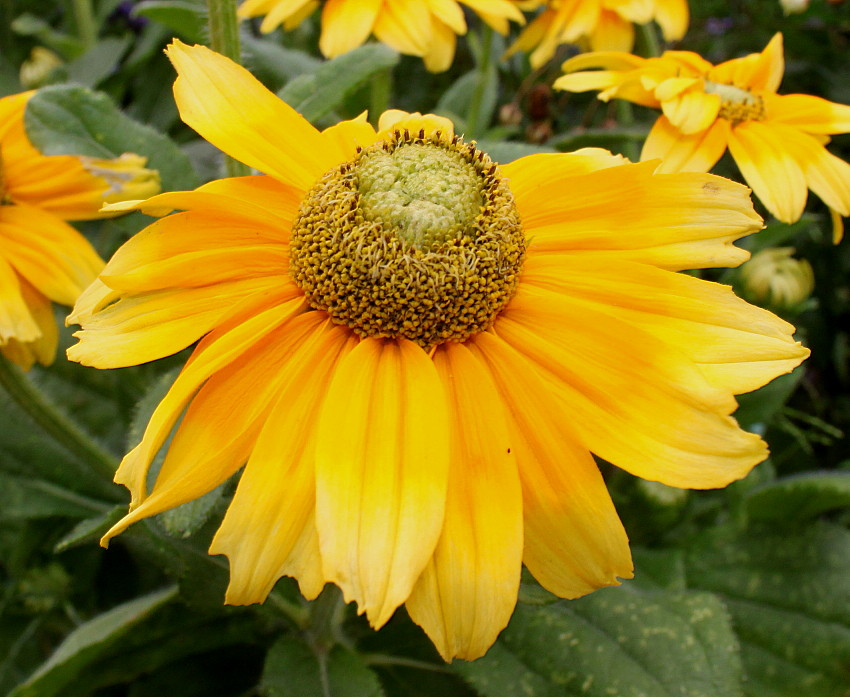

{"left": 0, "top": 90, "right": 159, "bottom": 369}
{"left": 507, "top": 0, "right": 689, "bottom": 67}
{"left": 556, "top": 33, "right": 850, "bottom": 242}
{"left": 237, "top": 0, "right": 526, "bottom": 72}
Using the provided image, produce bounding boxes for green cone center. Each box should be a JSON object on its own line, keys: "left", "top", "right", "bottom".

{"left": 289, "top": 129, "right": 526, "bottom": 348}
{"left": 358, "top": 143, "right": 482, "bottom": 249}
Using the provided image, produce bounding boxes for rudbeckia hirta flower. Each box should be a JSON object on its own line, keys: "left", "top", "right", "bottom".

{"left": 507, "top": 0, "right": 688, "bottom": 68}
{"left": 69, "top": 41, "right": 808, "bottom": 661}
{"left": 555, "top": 34, "right": 850, "bottom": 242}
{"left": 0, "top": 90, "right": 159, "bottom": 369}
{"left": 237, "top": 0, "right": 525, "bottom": 72}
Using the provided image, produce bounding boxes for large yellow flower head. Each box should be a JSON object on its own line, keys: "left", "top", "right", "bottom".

{"left": 556, "top": 34, "right": 850, "bottom": 242}
{"left": 237, "top": 0, "right": 526, "bottom": 72}
{"left": 68, "top": 41, "right": 808, "bottom": 661}
{"left": 507, "top": 0, "right": 688, "bottom": 68}
{"left": 0, "top": 91, "right": 159, "bottom": 370}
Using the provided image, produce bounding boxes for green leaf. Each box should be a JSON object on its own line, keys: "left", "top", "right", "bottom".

{"left": 24, "top": 84, "right": 198, "bottom": 192}
{"left": 475, "top": 139, "right": 557, "bottom": 164}
{"left": 0, "top": 472, "right": 111, "bottom": 521}
{"left": 436, "top": 68, "right": 498, "bottom": 138}
{"left": 64, "top": 37, "right": 132, "bottom": 88}
{"left": 278, "top": 44, "right": 399, "bottom": 123}
{"left": 242, "top": 34, "right": 322, "bottom": 90}
{"left": 132, "top": 0, "right": 208, "bottom": 44}
{"left": 745, "top": 471, "right": 850, "bottom": 523}
{"left": 262, "top": 637, "right": 385, "bottom": 697}
{"left": 9, "top": 586, "right": 178, "bottom": 697}
{"left": 456, "top": 585, "right": 742, "bottom": 697}
{"left": 53, "top": 506, "right": 127, "bottom": 552}
{"left": 685, "top": 523, "right": 850, "bottom": 697}
{"left": 733, "top": 367, "right": 804, "bottom": 431}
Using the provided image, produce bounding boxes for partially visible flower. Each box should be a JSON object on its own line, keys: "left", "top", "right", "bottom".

{"left": 19, "top": 47, "right": 63, "bottom": 89}
{"left": 0, "top": 91, "right": 160, "bottom": 369}
{"left": 556, "top": 34, "right": 850, "bottom": 242}
{"left": 740, "top": 247, "right": 814, "bottom": 311}
{"left": 507, "top": 0, "right": 689, "bottom": 68}
{"left": 237, "top": 0, "right": 525, "bottom": 72}
{"left": 68, "top": 41, "right": 808, "bottom": 661}
{"left": 780, "top": 0, "right": 811, "bottom": 13}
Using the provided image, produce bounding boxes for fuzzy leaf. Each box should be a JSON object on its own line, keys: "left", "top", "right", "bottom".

{"left": 24, "top": 84, "right": 198, "bottom": 192}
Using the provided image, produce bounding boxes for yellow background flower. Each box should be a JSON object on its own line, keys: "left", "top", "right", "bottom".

{"left": 556, "top": 34, "right": 850, "bottom": 242}
{"left": 238, "top": 0, "right": 525, "bottom": 72}
{"left": 69, "top": 41, "right": 807, "bottom": 661}
{"left": 0, "top": 91, "right": 158, "bottom": 369}
{"left": 507, "top": 0, "right": 688, "bottom": 67}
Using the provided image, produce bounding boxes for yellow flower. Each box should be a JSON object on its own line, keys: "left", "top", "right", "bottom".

{"left": 507, "top": 0, "right": 688, "bottom": 68}
{"left": 0, "top": 91, "right": 159, "bottom": 370}
{"left": 556, "top": 34, "right": 850, "bottom": 242}
{"left": 68, "top": 41, "right": 808, "bottom": 661}
{"left": 237, "top": 0, "right": 525, "bottom": 72}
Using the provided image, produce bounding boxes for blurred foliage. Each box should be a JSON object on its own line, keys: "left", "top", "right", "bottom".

{"left": 1, "top": 0, "right": 849, "bottom": 696}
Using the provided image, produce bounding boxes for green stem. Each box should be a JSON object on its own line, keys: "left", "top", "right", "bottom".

{"left": 615, "top": 101, "right": 640, "bottom": 161}
{"left": 71, "top": 0, "right": 97, "bottom": 50}
{"left": 636, "top": 21, "right": 662, "bottom": 58}
{"left": 466, "top": 24, "right": 494, "bottom": 140}
{"left": 370, "top": 68, "right": 392, "bottom": 125}
{"left": 206, "top": 0, "right": 251, "bottom": 177}
{"left": 0, "top": 355, "right": 118, "bottom": 480}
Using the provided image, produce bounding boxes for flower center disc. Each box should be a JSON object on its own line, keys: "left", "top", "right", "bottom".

{"left": 704, "top": 81, "right": 766, "bottom": 125}
{"left": 289, "top": 129, "right": 526, "bottom": 347}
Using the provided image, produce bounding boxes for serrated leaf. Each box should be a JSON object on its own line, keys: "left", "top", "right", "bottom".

{"left": 262, "top": 637, "right": 385, "bottom": 697}
{"left": 278, "top": 44, "right": 399, "bottom": 123}
{"left": 745, "top": 471, "right": 850, "bottom": 523}
{"left": 456, "top": 586, "right": 742, "bottom": 697}
{"left": 25, "top": 85, "right": 198, "bottom": 192}
{"left": 9, "top": 587, "right": 178, "bottom": 697}
{"left": 686, "top": 523, "right": 850, "bottom": 697}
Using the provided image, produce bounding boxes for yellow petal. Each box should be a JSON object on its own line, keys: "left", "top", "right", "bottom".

{"left": 0, "top": 276, "right": 57, "bottom": 369}
{"left": 589, "top": 9, "right": 635, "bottom": 53}
{"left": 642, "top": 114, "right": 730, "bottom": 173}
{"left": 372, "top": 0, "right": 432, "bottom": 57}
{"left": 0, "top": 255, "right": 41, "bottom": 345}
{"left": 766, "top": 93, "right": 850, "bottom": 134}
{"left": 211, "top": 320, "right": 356, "bottom": 604}
{"left": 469, "top": 331, "right": 633, "bottom": 598}
{"left": 166, "top": 40, "right": 336, "bottom": 190}
{"left": 661, "top": 89, "right": 721, "bottom": 135}
{"left": 320, "top": 114, "right": 380, "bottom": 162}
{"left": 495, "top": 283, "right": 771, "bottom": 489}
{"left": 653, "top": 0, "right": 689, "bottom": 41}
{"left": 727, "top": 121, "right": 808, "bottom": 223}
{"left": 103, "top": 175, "right": 301, "bottom": 229}
{"left": 99, "top": 211, "right": 288, "bottom": 293}
{"left": 376, "top": 110, "right": 454, "bottom": 139}
{"left": 508, "top": 156, "right": 760, "bottom": 270}
{"left": 0, "top": 202, "right": 104, "bottom": 306}
{"left": 68, "top": 276, "right": 295, "bottom": 368}
{"left": 521, "top": 253, "right": 809, "bottom": 395}
{"left": 771, "top": 124, "right": 850, "bottom": 217}
{"left": 405, "top": 342, "right": 523, "bottom": 661}
{"left": 427, "top": 0, "right": 466, "bottom": 35}
{"left": 423, "top": 18, "right": 457, "bottom": 73}
{"left": 315, "top": 338, "right": 450, "bottom": 629}
{"left": 319, "top": 0, "right": 381, "bottom": 57}
{"left": 100, "top": 294, "right": 308, "bottom": 541}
